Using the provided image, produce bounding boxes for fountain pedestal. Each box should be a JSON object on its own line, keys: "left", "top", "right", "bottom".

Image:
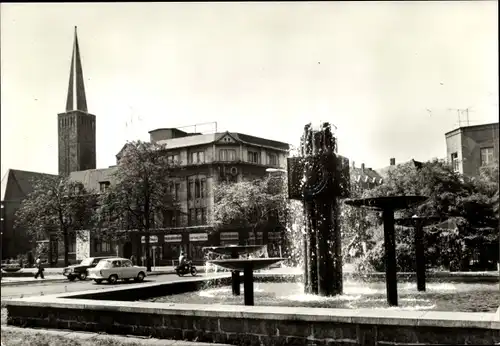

{"left": 208, "top": 258, "right": 284, "bottom": 306}
{"left": 204, "top": 245, "right": 271, "bottom": 299}
{"left": 345, "top": 196, "right": 428, "bottom": 306}
{"left": 395, "top": 216, "right": 442, "bottom": 292}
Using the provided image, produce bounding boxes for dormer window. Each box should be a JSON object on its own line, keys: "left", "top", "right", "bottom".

{"left": 99, "top": 181, "right": 110, "bottom": 193}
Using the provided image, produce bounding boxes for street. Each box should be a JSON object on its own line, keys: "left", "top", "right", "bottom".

{"left": 0, "top": 272, "right": 218, "bottom": 299}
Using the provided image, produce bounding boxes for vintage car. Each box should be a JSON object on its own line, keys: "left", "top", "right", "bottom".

{"left": 87, "top": 257, "right": 147, "bottom": 284}
{"left": 62, "top": 256, "right": 112, "bottom": 281}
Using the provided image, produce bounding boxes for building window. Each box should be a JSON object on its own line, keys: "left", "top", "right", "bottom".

{"left": 94, "top": 239, "right": 111, "bottom": 253}
{"left": 189, "top": 151, "right": 205, "bottom": 164}
{"left": 188, "top": 208, "right": 196, "bottom": 226}
{"left": 168, "top": 182, "right": 175, "bottom": 197}
{"left": 248, "top": 151, "right": 260, "bottom": 164}
{"left": 175, "top": 183, "right": 180, "bottom": 200}
{"left": 196, "top": 209, "right": 202, "bottom": 225}
{"left": 480, "top": 147, "right": 494, "bottom": 166}
{"left": 451, "top": 153, "right": 459, "bottom": 172}
{"left": 99, "top": 181, "right": 110, "bottom": 193}
{"left": 219, "top": 149, "right": 236, "bottom": 161}
{"left": 188, "top": 180, "right": 194, "bottom": 200}
{"left": 200, "top": 179, "right": 206, "bottom": 198}
{"left": 267, "top": 153, "right": 278, "bottom": 166}
{"left": 195, "top": 179, "right": 201, "bottom": 199}
{"left": 167, "top": 154, "right": 179, "bottom": 164}
{"left": 201, "top": 208, "right": 207, "bottom": 224}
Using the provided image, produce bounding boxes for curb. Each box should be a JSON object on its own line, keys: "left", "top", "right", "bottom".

{"left": 0, "top": 325, "right": 231, "bottom": 345}
{"left": 0, "top": 271, "right": 175, "bottom": 287}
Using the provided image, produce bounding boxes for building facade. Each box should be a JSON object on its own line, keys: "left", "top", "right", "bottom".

{"left": 445, "top": 122, "right": 499, "bottom": 177}
{"left": 71, "top": 128, "right": 289, "bottom": 265}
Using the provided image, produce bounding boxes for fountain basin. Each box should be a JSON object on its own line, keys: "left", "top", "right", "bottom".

{"left": 3, "top": 272, "right": 499, "bottom": 346}
{"left": 203, "top": 245, "right": 266, "bottom": 257}
{"left": 208, "top": 258, "right": 284, "bottom": 271}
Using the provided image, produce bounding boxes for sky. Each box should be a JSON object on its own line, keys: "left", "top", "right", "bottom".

{"left": 1, "top": 2, "right": 498, "bottom": 179}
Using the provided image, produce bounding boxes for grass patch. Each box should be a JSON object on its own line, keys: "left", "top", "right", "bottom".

{"left": 1, "top": 328, "right": 161, "bottom": 346}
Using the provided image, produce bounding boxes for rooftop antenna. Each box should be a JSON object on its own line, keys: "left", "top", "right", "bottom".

{"left": 448, "top": 107, "right": 474, "bottom": 127}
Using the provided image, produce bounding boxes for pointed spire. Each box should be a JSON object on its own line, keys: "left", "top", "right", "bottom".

{"left": 65, "top": 26, "right": 88, "bottom": 113}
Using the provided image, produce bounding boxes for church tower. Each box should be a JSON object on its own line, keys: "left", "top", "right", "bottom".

{"left": 58, "top": 26, "right": 96, "bottom": 176}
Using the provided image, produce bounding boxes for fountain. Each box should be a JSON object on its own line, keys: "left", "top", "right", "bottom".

{"left": 287, "top": 122, "right": 351, "bottom": 296}
{"left": 204, "top": 245, "right": 284, "bottom": 306}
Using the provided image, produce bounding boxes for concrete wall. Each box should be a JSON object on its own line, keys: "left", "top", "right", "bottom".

{"left": 6, "top": 276, "right": 499, "bottom": 346}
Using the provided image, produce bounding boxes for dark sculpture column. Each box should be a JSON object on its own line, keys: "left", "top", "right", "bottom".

{"left": 414, "top": 218, "right": 426, "bottom": 292}
{"left": 298, "top": 122, "right": 346, "bottom": 296}
{"left": 383, "top": 208, "right": 398, "bottom": 306}
{"left": 231, "top": 251, "right": 241, "bottom": 296}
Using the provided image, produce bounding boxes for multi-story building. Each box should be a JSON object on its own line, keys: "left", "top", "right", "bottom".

{"left": 71, "top": 128, "right": 289, "bottom": 265}
{"left": 445, "top": 122, "right": 499, "bottom": 177}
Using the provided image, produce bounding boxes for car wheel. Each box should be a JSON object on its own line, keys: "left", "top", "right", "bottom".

{"left": 108, "top": 275, "right": 118, "bottom": 284}
{"left": 68, "top": 276, "right": 76, "bottom": 281}
{"left": 94, "top": 279, "right": 102, "bottom": 284}
{"left": 78, "top": 272, "right": 87, "bottom": 281}
{"left": 135, "top": 272, "right": 145, "bottom": 282}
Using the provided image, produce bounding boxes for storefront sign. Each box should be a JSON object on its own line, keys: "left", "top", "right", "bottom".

{"left": 248, "top": 232, "right": 263, "bottom": 240}
{"left": 189, "top": 233, "right": 208, "bottom": 242}
{"left": 220, "top": 232, "right": 239, "bottom": 241}
{"left": 141, "top": 235, "right": 159, "bottom": 244}
{"left": 164, "top": 234, "right": 182, "bottom": 243}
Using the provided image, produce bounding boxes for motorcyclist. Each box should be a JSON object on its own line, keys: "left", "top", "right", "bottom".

{"left": 178, "top": 251, "right": 188, "bottom": 271}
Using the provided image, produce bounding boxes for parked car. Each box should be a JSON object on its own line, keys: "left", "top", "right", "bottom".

{"left": 87, "top": 257, "right": 147, "bottom": 284}
{"left": 62, "top": 257, "right": 112, "bottom": 281}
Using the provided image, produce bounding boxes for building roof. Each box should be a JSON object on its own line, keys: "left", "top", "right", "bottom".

{"left": 65, "top": 26, "right": 88, "bottom": 113}
{"left": 375, "top": 159, "right": 423, "bottom": 179}
{"left": 350, "top": 166, "right": 384, "bottom": 184}
{"left": 1, "top": 169, "right": 58, "bottom": 202}
{"left": 69, "top": 166, "right": 119, "bottom": 192}
{"left": 444, "top": 122, "right": 499, "bottom": 137}
{"left": 155, "top": 131, "right": 290, "bottom": 152}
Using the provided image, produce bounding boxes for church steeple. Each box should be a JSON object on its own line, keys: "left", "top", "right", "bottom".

{"left": 58, "top": 26, "right": 96, "bottom": 176}
{"left": 65, "top": 26, "right": 88, "bottom": 113}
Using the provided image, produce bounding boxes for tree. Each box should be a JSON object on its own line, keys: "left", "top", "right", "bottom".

{"left": 213, "top": 176, "right": 287, "bottom": 242}
{"left": 15, "top": 175, "right": 94, "bottom": 266}
{"left": 355, "top": 159, "right": 499, "bottom": 272}
{"left": 93, "top": 141, "right": 179, "bottom": 272}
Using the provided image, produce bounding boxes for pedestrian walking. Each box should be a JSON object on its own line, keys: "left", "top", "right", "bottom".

{"left": 34, "top": 256, "right": 44, "bottom": 279}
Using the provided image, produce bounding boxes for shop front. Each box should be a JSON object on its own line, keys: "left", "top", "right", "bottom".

{"left": 188, "top": 232, "right": 209, "bottom": 264}
{"left": 140, "top": 235, "right": 160, "bottom": 267}
{"left": 220, "top": 231, "right": 239, "bottom": 246}
{"left": 248, "top": 231, "right": 264, "bottom": 245}
{"left": 162, "top": 234, "right": 183, "bottom": 266}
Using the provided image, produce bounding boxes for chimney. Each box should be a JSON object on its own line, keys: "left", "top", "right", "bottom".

{"left": 361, "top": 163, "right": 365, "bottom": 171}
{"left": 390, "top": 158, "right": 396, "bottom": 166}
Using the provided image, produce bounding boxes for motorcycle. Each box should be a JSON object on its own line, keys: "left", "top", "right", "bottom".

{"left": 175, "top": 260, "right": 198, "bottom": 277}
